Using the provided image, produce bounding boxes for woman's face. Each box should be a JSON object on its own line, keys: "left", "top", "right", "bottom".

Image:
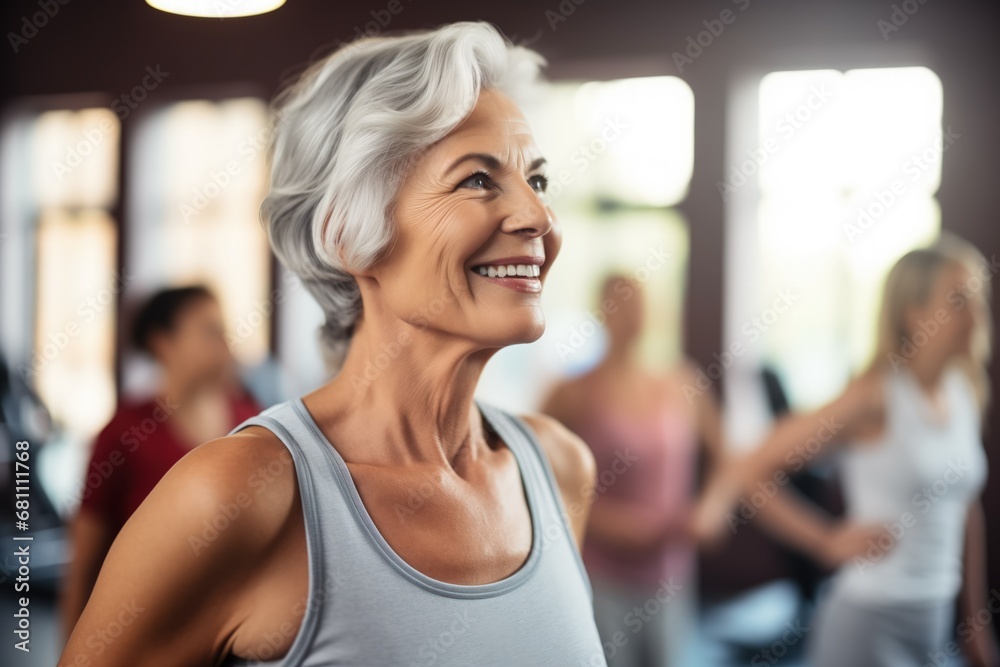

{"left": 603, "top": 277, "right": 645, "bottom": 346}
{"left": 907, "top": 261, "right": 980, "bottom": 359}
{"left": 366, "top": 88, "right": 558, "bottom": 349}
{"left": 152, "top": 297, "right": 233, "bottom": 388}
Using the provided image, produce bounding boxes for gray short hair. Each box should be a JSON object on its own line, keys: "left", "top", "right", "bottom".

{"left": 260, "top": 21, "right": 547, "bottom": 375}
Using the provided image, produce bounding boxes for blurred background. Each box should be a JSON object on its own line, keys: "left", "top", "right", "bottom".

{"left": 1, "top": 0, "right": 999, "bottom": 665}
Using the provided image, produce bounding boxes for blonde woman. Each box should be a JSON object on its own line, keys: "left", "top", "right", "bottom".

{"left": 696, "top": 233, "right": 999, "bottom": 667}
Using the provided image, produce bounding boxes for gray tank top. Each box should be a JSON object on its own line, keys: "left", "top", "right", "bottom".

{"left": 220, "top": 396, "right": 608, "bottom": 667}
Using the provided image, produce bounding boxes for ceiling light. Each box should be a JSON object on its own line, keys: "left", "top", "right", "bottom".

{"left": 145, "top": 0, "right": 285, "bottom": 18}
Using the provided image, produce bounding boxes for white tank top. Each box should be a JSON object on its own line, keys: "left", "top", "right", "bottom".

{"left": 832, "top": 362, "right": 988, "bottom": 603}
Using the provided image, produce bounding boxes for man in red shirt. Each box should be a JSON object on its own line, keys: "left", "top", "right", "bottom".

{"left": 60, "top": 286, "right": 261, "bottom": 640}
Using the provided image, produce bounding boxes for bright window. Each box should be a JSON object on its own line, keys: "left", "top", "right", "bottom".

{"left": 14, "top": 107, "right": 121, "bottom": 440}
{"left": 725, "top": 66, "right": 944, "bottom": 441}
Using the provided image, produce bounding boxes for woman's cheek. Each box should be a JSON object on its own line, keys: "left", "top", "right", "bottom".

{"left": 542, "top": 209, "right": 562, "bottom": 279}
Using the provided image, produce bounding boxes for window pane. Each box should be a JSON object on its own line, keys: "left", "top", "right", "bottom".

{"left": 523, "top": 76, "right": 694, "bottom": 207}
{"left": 129, "top": 97, "right": 271, "bottom": 368}
{"left": 33, "top": 209, "right": 118, "bottom": 438}
{"left": 31, "top": 108, "right": 120, "bottom": 209}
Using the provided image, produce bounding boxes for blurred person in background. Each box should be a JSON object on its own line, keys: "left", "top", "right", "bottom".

{"left": 541, "top": 273, "right": 725, "bottom": 667}
{"left": 58, "top": 285, "right": 260, "bottom": 640}
{"left": 695, "top": 233, "right": 999, "bottom": 667}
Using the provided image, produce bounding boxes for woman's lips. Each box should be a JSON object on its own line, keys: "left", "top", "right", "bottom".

{"left": 469, "top": 268, "right": 542, "bottom": 293}
{"left": 468, "top": 257, "right": 545, "bottom": 293}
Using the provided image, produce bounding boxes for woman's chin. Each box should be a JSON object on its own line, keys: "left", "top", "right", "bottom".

{"left": 478, "top": 322, "right": 545, "bottom": 348}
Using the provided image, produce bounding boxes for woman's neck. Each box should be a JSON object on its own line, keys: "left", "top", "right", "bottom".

{"left": 309, "top": 320, "right": 494, "bottom": 469}
{"left": 899, "top": 347, "right": 953, "bottom": 393}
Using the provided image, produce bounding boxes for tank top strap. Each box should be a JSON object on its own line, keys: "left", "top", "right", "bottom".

{"left": 225, "top": 400, "right": 328, "bottom": 665}
{"left": 474, "top": 398, "right": 594, "bottom": 602}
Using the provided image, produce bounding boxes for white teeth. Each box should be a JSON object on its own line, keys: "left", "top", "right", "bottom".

{"left": 473, "top": 263, "right": 541, "bottom": 278}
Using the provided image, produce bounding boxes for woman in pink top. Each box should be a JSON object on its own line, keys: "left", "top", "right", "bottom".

{"left": 542, "top": 273, "right": 725, "bottom": 667}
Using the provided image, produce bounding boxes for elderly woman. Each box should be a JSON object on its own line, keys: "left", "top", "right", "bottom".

{"left": 59, "top": 21, "right": 608, "bottom": 667}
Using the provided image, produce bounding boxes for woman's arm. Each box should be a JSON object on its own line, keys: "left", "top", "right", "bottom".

{"left": 58, "top": 430, "right": 298, "bottom": 667}
{"left": 960, "top": 501, "right": 1000, "bottom": 667}
{"left": 747, "top": 486, "right": 883, "bottom": 567}
{"left": 692, "top": 369, "right": 881, "bottom": 543}
{"left": 682, "top": 360, "right": 726, "bottom": 471}
{"left": 58, "top": 510, "right": 115, "bottom": 643}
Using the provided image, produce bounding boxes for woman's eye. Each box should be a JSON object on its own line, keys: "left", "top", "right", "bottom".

{"left": 529, "top": 174, "right": 549, "bottom": 194}
{"left": 459, "top": 171, "right": 491, "bottom": 190}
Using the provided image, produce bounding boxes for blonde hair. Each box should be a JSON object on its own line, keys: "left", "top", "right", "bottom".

{"left": 868, "top": 232, "right": 993, "bottom": 419}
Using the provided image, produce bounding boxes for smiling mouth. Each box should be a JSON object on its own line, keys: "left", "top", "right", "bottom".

{"left": 470, "top": 263, "right": 541, "bottom": 278}
{"left": 468, "top": 261, "right": 544, "bottom": 293}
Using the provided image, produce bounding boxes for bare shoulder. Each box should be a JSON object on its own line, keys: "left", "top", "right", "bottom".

{"left": 672, "top": 355, "right": 715, "bottom": 392}
{"left": 60, "top": 425, "right": 302, "bottom": 665}
{"left": 519, "top": 412, "right": 596, "bottom": 514}
{"left": 174, "top": 425, "right": 301, "bottom": 535}
{"left": 841, "top": 366, "right": 887, "bottom": 420}
{"left": 811, "top": 365, "right": 887, "bottom": 443}
{"left": 539, "top": 374, "right": 586, "bottom": 415}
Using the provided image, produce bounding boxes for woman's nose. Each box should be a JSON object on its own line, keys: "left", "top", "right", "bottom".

{"left": 502, "top": 189, "right": 553, "bottom": 238}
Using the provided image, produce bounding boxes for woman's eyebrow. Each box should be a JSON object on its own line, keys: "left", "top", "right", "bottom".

{"left": 445, "top": 153, "right": 547, "bottom": 175}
